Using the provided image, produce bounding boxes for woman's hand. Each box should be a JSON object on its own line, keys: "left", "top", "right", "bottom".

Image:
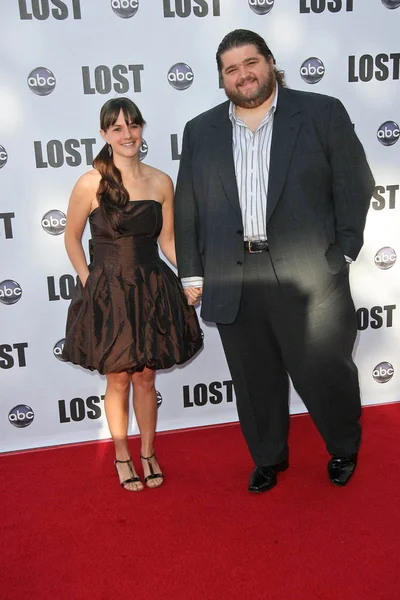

{"left": 80, "top": 271, "right": 90, "bottom": 287}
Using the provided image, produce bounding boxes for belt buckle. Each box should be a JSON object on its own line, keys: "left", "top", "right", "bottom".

{"left": 248, "top": 240, "right": 262, "bottom": 254}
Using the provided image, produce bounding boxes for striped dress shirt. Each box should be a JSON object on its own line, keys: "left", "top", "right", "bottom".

{"left": 229, "top": 85, "right": 278, "bottom": 241}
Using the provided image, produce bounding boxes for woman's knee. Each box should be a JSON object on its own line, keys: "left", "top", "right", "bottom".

{"left": 106, "top": 372, "right": 131, "bottom": 394}
{"left": 132, "top": 368, "right": 155, "bottom": 392}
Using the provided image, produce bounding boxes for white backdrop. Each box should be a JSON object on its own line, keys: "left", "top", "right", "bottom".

{"left": 0, "top": 0, "right": 399, "bottom": 452}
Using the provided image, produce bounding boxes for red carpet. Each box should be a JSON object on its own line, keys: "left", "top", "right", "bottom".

{"left": 1, "top": 403, "right": 399, "bottom": 600}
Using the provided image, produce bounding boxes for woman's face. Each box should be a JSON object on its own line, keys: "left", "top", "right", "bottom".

{"left": 101, "top": 109, "right": 143, "bottom": 159}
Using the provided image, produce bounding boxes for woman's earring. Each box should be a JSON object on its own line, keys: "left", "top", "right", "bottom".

{"left": 108, "top": 144, "right": 112, "bottom": 157}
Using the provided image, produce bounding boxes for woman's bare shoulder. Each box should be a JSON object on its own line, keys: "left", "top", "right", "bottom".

{"left": 74, "top": 169, "right": 101, "bottom": 192}
{"left": 143, "top": 163, "right": 173, "bottom": 186}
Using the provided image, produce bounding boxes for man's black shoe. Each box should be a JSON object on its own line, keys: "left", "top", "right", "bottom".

{"left": 328, "top": 454, "right": 358, "bottom": 486}
{"left": 248, "top": 459, "right": 289, "bottom": 493}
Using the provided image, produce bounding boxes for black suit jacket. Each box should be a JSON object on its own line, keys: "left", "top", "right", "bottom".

{"left": 174, "top": 87, "right": 375, "bottom": 324}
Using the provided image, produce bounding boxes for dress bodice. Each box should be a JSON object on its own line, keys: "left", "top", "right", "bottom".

{"left": 88, "top": 200, "right": 163, "bottom": 267}
{"left": 89, "top": 200, "right": 163, "bottom": 242}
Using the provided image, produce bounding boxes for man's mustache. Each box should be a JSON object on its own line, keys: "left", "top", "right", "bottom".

{"left": 237, "top": 76, "right": 258, "bottom": 87}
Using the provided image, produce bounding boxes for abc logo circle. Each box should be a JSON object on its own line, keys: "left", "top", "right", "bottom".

{"left": 374, "top": 247, "right": 397, "bottom": 270}
{"left": 372, "top": 362, "right": 394, "bottom": 383}
{"left": 377, "top": 121, "right": 400, "bottom": 146}
{"left": 139, "top": 139, "right": 148, "bottom": 161}
{"left": 0, "top": 145, "right": 8, "bottom": 169}
{"left": 53, "top": 338, "right": 67, "bottom": 362}
{"left": 381, "top": 1, "right": 400, "bottom": 9}
{"left": 41, "top": 210, "right": 67, "bottom": 235}
{"left": 248, "top": 0, "right": 274, "bottom": 14}
{"left": 27, "top": 67, "right": 56, "bottom": 96}
{"left": 0, "top": 280, "right": 22, "bottom": 305}
{"left": 8, "top": 405, "right": 35, "bottom": 428}
{"left": 156, "top": 390, "right": 162, "bottom": 409}
{"left": 167, "top": 63, "right": 194, "bottom": 91}
{"left": 111, "top": 0, "right": 139, "bottom": 18}
{"left": 300, "top": 58, "right": 325, "bottom": 84}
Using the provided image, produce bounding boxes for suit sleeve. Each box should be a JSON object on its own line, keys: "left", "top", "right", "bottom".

{"left": 328, "top": 98, "right": 375, "bottom": 260}
{"left": 174, "top": 122, "right": 204, "bottom": 278}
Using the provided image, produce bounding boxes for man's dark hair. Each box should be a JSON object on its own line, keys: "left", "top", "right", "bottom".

{"left": 216, "top": 29, "right": 286, "bottom": 87}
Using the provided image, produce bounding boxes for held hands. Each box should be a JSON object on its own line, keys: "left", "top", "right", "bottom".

{"left": 184, "top": 286, "right": 203, "bottom": 306}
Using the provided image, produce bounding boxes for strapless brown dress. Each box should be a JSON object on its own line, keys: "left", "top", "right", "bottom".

{"left": 63, "top": 200, "right": 203, "bottom": 374}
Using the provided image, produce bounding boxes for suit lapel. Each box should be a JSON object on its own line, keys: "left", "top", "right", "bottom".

{"left": 207, "top": 92, "right": 302, "bottom": 223}
{"left": 209, "top": 103, "right": 242, "bottom": 219}
{"left": 266, "top": 88, "right": 302, "bottom": 224}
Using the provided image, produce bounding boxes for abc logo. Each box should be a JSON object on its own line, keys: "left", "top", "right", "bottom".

{"left": 139, "top": 139, "right": 148, "bottom": 161}
{"left": 111, "top": 0, "right": 139, "bottom": 18}
{"left": 167, "top": 63, "right": 194, "bottom": 91}
{"left": 381, "top": 1, "right": 400, "bottom": 8}
{"left": 156, "top": 390, "right": 162, "bottom": 409}
{"left": 374, "top": 247, "right": 397, "bottom": 270}
{"left": 27, "top": 67, "right": 56, "bottom": 96}
{"left": 0, "top": 280, "right": 22, "bottom": 305}
{"left": 8, "top": 405, "right": 34, "bottom": 428}
{"left": 372, "top": 362, "right": 394, "bottom": 383}
{"left": 248, "top": 0, "right": 274, "bottom": 14}
{"left": 0, "top": 145, "right": 8, "bottom": 168}
{"left": 41, "top": 210, "right": 67, "bottom": 235}
{"left": 53, "top": 338, "right": 67, "bottom": 361}
{"left": 300, "top": 57, "right": 325, "bottom": 84}
{"left": 377, "top": 121, "right": 400, "bottom": 146}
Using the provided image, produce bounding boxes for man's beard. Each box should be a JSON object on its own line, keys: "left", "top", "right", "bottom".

{"left": 224, "top": 71, "right": 276, "bottom": 109}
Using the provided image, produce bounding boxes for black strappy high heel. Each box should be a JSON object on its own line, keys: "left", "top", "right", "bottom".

{"left": 140, "top": 453, "right": 164, "bottom": 488}
{"left": 114, "top": 458, "right": 143, "bottom": 491}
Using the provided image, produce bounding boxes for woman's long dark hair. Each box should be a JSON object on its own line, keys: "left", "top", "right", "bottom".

{"left": 93, "top": 97, "right": 145, "bottom": 230}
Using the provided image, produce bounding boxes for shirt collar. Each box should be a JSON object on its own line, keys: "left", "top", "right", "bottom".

{"left": 229, "top": 84, "right": 279, "bottom": 124}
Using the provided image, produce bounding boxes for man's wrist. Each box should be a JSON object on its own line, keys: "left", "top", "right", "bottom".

{"left": 181, "top": 276, "right": 204, "bottom": 289}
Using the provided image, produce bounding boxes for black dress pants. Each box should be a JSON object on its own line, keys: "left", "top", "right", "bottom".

{"left": 217, "top": 251, "right": 361, "bottom": 467}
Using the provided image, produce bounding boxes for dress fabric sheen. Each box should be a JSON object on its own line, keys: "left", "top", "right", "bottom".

{"left": 63, "top": 200, "right": 203, "bottom": 375}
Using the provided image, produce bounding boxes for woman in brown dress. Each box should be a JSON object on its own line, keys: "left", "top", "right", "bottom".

{"left": 63, "top": 98, "right": 203, "bottom": 491}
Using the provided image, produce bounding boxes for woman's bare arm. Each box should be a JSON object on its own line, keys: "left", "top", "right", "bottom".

{"left": 64, "top": 172, "right": 98, "bottom": 286}
{"left": 157, "top": 174, "right": 177, "bottom": 267}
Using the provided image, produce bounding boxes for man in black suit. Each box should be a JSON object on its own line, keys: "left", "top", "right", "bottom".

{"left": 174, "top": 30, "right": 375, "bottom": 492}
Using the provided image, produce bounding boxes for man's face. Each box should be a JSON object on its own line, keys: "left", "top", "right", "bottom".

{"left": 220, "top": 44, "right": 276, "bottom": 109}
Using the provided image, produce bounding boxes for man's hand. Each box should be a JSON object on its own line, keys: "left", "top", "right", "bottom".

{"left": 184, "top": 286, "right": 203, "bottom": 306}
